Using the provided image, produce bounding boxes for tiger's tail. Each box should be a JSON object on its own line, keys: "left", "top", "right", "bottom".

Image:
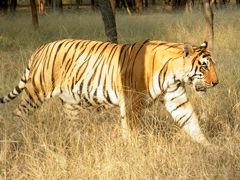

{"left": 0, "top": 62, "right": 31, "bottom": 104}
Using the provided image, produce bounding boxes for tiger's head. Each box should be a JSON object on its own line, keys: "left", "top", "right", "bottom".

{"left": 183, "top": 41, "right": 219, "bottom": 92}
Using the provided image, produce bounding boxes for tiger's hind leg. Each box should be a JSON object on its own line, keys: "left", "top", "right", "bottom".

{"left": 13, "top": 88, "right": 45, "bottom": 119}
{"left": 61, "top": 101, "right": 83, "bottom": 141}
{"left": 119, "top": 91, "right": 144, "bottom": 140}
{"left": 11, "top": 88, "right": 46, "bottom": 142}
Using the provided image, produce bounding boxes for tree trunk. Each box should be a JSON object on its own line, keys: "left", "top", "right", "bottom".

{"left": 171, "top": 0, "right": 187, "bottom": 9}
{"left": 203, "top": 0, "right": 214, "bottom": 51}
{"left": 0, "top": 0, "right": 8, "bottom": 14}
{"left": 185, "top": 0, "right": 192, "bottom": 13}
{"left": 30, "top": 0, "right": 39, "bottom": 30}
{"left": 99, "top": 0, "right": 118, "bottom": 43}
{"left": 135, "top": 0, "right": 143, "bottom": 14}
{"left": 145, "top": 0, "right": 148, "bottom": 7}
{"left": 52, "top": 0, "right": 56, "bottom": 11}
{"left": 52, "top": 0, "right": 62, "bottom": 12}
{"left": 39, "top": 0, "right": 46, "bottom": 14}
{"left": 10, "top": 0, "right": 17, "bottom": 12}
{"left": 237, "top": 0, "right": 240, "bottom": 6}
{"left": 91, "top": 0, "right": 98, "bottom": 10}
{"left": 57, "top": 0, "right": 63, "bottom": 12}
{"left": 121, "top": 0, "right": 132, "bottom": 15}
{"left": 76, "top": 0, "right": 82, "bottom": 6}
{"left": 46, "top": 0, "right": 52, "bottom": 7}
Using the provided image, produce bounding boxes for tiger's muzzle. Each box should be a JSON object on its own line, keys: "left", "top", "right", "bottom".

{"left": 194, "top": 80, "right": 218, "bottom": 92}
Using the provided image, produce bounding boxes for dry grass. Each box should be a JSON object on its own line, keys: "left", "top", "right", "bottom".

{"left": 0, "top": 7, "right": 240, "bottom": 179}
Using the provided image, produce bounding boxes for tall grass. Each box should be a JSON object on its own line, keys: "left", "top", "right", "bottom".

{"left": 0, "top": 7, "right": 240, "bottom": 179}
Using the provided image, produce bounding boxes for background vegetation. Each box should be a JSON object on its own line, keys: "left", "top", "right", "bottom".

{"left": 0, "top": 6, "right": 240, "bottom": 179}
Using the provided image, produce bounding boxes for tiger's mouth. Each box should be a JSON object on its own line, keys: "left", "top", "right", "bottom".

{"left": 195, "top": 85, "right": 207, "bottom": 92}
{"left": 194, "top": 82, "right": 208, "bottom": 92}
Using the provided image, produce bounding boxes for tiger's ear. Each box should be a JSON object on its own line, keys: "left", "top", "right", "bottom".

{"left": 200, "top": 41, "right": 208, "bottom": 49}
{"left": 183, "top": 43, "right": 194, "bottom": 58}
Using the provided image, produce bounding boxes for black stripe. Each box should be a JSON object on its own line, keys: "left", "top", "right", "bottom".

{"left": 51, "top": 42, "right": 65, "bottom": 91}
{"left": 152, "top": 42, "right": 167, "bottom": 51}
{"left": 105, "top": 45, "right": 118, "bottom": 94}
{"left": 79, "top": 40, "right": 89, "bottom": 49}
{"left": 24, "top": 88, "right": 35, "bottom": 104}
{"left": 171, "top": 100, "right": 188, "bottom": 113}
{"left": 85, "top": 44, "right": 110, "bottom": 90}
{"left": 7, "top": 94, "right": 15, "bottom": 100}
{"left": 15, "top": 86, "right": 22, "bottom": 94}
{"left": 20, "top": 78, "right": 27, "bottom": 83}
{"left": 177, "top": 113, "right": 187, "bottom": 124}
{"left": 87, "top": 48, "right": 107, "bottom": 86}
{"left": 73, "top": 41, "right": 93, "bottom": 65}
{"left": 71, "top": 76, "right": 75, "bottom": 91}
{"left": 161, "top": 63, "right": 168, "bottom": 90}
{"left": 19, "top": 104, "right": 28, "bottom": 113}
{"left": 106, "top": 91, "right": 112, "bottom": 104}
{"left": 151, "top": 54, "right": 157, "bottom": 95}
{"left": 96, "top": 61, "right": 106, "bottom": 89}
{"left": 83, "top": 96, "right": 92, "bottom": 106}
{"left": 93, "top": 90, "right": 101, "bottom": 105}
{"left": 41, "top": 44, "right": 52, "bottom": 87}
{"left": 63, "top": 39, "right": 74, "bottom": 47}
{"left": 179, "top": 112, "right": 193, "bottom": 128}
{"left": 61, "top": 42, "right": 76, "bottom": 64}
{"left": 25, "top": 99, "right": 38, "bottom": 108}
{"left": 46, "top": 41, "right": 60, "bottom": 69}
{"left": 31, "top": 76, "right": 43, "bottom": 104}
{"left": 118, "top": 44, "right": 128, "bottom": 71}
{"left": 165, "top": 44, "right": 182, "bottom": 50}
{"left": 83, "top": 42, "right": 99, "bottom": 62}
{"left": 159, "top": 59, "right": 170, "bottom": 91}
{"left": 31, "top": 44, "right": 49, "bottom": 67}
{"left": 131, "top": 42, "right": 137, "bottom": 49}
{"left": 170, "top": 90, "right": 185, "bottom": 101}
{"left": 63, "top": 58, "right": 75, "bottom": 79}
{"left": 39, "top": 72, "right": 46, "bottom": 97}
{"left": 189, "top": 56, "right": 198, "bottom": 73}
{"left": 130, "top": 39, "right": 150, "bottom": 84}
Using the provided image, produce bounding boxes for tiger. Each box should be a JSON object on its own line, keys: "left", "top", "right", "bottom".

{"left": 0, "top": 39, "right": 218, "bottom": 146}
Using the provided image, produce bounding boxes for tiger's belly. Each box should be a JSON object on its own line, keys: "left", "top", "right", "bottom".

{"left": 58, "top": 88, "right": 119, "bottom": 109}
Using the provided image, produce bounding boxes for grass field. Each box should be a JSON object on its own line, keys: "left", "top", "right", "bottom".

{"left": 0, "top": 7, "right": 240, "bottom": 179}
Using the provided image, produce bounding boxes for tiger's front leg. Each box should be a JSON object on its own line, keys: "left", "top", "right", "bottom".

{"left": 164, "top": 84, "right": 211, "bottom": 147}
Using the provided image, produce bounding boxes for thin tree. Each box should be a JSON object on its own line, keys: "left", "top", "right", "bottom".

{"left": 136, "top": 0, "right": 143, "bottom": 14}
{"left": 110, "top": 0, "right": 116, "bottom": 15}
{"left": 99, "top": 0, "right": 118, "bottom": 43}
{"left": 30, "top": 0, "right": 39, "bottom": 30}
{"left": 52, "top": 0, "right": 62, "bottom": 12}
{"left": 0, "top": 0, "right": 8, "bottom": 15}
{"left": 203, "top": 0, "right": 214, "bottom": 51}
{"left": 10, "top": 0, "right": 17, "bottom": 12}
{"left": 185, "top": 0, "right": 193, "bottom": 13}
{"left": 121, "top": 0, "right": 132, "bottom": 16}
{"left": 237, "top": 0, "right": 240, "bottom": 7}
{"left": 38, "top": 0, "right": 46, "bottom": 14}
